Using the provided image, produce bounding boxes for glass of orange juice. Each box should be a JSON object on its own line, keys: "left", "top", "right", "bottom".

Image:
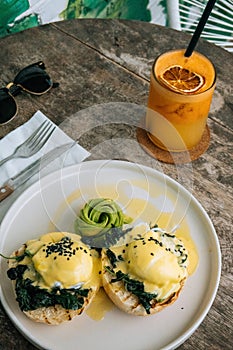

{"left": 146, "top": 49, "right": 216, "bottom": 152}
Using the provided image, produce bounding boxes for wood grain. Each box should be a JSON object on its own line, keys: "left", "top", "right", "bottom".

{"left": 0, "top": 19, "right": 232, "bottom": 350}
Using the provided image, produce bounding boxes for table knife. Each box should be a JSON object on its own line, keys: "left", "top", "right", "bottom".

{"left": 0, "top": 142, "right": 75, "bottom": 202}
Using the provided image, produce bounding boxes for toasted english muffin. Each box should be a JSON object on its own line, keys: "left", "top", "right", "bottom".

{"left": 101, "top": 229, "right": 189, "bottom": 316}
{"left": 7, "top": 232, "right": 101, "bottom": 325}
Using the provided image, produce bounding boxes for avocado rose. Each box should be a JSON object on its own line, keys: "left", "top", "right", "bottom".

{"left": 74, "top": 198, "right": 132, "bottom": 247}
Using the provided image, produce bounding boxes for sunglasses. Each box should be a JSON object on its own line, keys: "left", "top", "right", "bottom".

{"left": 0, "top": 61, "right": 59, "bottom": 125}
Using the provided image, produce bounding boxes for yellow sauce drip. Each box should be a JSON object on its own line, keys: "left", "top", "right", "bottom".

{"left": 49, "top": 182, "right": 199, "bottom": 275}
{"left": 47, "top": 178, "right": 199, "bottom": 320}
{"left": 86, "top": 288, "right": 114, "bottom": 320}
{"left": 156, "top": 213, "right": 198, "bottom": 275}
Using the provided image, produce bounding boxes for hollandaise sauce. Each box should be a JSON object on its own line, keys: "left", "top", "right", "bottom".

{"left": 49, "top": 181, "right": 198, "bottom": 276}
{"left": 103, "top": 228, "right": 189, "bottom": 315}
{"left": 86, "top": 288, "right": 114, "bottom": 320}
{"left": 7, "top": 232, "right": 101, "bottom": 312}
{"left": 46, "top": 180, "right": 199, "bottom": 318}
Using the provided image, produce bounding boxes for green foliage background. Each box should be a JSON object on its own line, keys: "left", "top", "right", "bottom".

{"left": 61, "top": 0, "right": 151, "bottom": 21}
{"left": 0, "top": 0, "right": 232, "bottom": 51}
{"left": 0, "top": 0, "right": 159, "bottom": 38}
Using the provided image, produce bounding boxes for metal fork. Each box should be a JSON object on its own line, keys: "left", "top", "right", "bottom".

{"left": 0, "top": 120, "right": 56, "bottom": 167}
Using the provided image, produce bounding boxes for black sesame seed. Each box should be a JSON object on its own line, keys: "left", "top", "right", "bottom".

{"left": 150, "top": 252, "right": 154, "bottom": 256}
{"left": 118, "top": 255, "right": 124, "bottom": 261}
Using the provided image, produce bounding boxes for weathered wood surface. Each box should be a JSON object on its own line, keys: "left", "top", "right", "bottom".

{"left": 0, "top": 19, "right": 232, "bottom": 350}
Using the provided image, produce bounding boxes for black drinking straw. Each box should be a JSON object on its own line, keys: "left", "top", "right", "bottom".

{"left": 184, "top": 0, "right": 217, "bottom": 57}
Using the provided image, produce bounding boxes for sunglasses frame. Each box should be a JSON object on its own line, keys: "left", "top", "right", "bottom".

{"left": 0, "top": 88, "right": 18, "bottom": 125}
{"left": 0, "top": 61, "right": 57, "bottom": 125}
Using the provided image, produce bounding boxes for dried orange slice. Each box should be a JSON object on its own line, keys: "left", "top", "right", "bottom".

{"left": 159, "top": 65, "right": 205, "bottom": 94}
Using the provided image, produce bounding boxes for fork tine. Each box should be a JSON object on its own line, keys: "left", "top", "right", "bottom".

{"left": 28, "top": 122, "right": 53, "bottom": 149}
{"left": 24, "top": 120, "right": 48, "bottom": 146}
{"left": 0, "top": 120, "right": 56, "bottom": 167}
{"left": 32, "top": 125, "right": 56, "bottom": 150}
{"left": 29, "top": 124, "right": 56, "bottom": 152}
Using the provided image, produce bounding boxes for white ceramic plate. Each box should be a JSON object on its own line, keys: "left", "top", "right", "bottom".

{"left": 0, "top": 160, "right": 221, "bottom": 350}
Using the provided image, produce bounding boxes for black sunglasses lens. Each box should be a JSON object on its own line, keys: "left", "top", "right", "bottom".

{"left": 14, "top": 66, "right": 53, "bottom": 94}
{"left": 0, "top": 89, "right": 17, "bottom": 124}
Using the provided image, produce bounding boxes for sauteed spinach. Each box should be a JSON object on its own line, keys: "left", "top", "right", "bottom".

{"left": 7, "top": 264, "right": 89, "bottom": 312}
{"left": 105, "top": 249, "right": 158, "bottom": 314}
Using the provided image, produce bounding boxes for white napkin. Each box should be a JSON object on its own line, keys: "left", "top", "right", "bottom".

{"left": 0, "top": 110, "right": 90, "bottom": 222}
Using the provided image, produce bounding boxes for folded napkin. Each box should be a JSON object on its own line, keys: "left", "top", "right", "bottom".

{"left": 0, "top": 110, "right": 90, "bottom": 222}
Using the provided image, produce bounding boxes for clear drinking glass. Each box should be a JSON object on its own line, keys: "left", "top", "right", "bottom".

{"left": 146, "top": 49, "right": 216, "bottom": 152}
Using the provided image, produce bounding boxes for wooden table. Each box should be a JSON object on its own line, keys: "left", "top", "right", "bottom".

{"left": 0, "top": 19, "right": 232, "bottom": 350}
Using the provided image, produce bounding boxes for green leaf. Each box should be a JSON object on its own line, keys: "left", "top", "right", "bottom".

{"left": 14, "top": 277, "right": 90, "bottom": 312}
{"left": 111, "top": 270, "right": 158, "bottom": 314}
{"left": 105, "top": 249, "right": 158, "bottom": 314}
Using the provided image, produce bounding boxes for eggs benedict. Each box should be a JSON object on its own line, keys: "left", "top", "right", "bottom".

{"left": 7, "top": 232, "right": 101, "bottom": 325}
{"left": 101, "top": 228, "right": 189, "bottom": 316}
